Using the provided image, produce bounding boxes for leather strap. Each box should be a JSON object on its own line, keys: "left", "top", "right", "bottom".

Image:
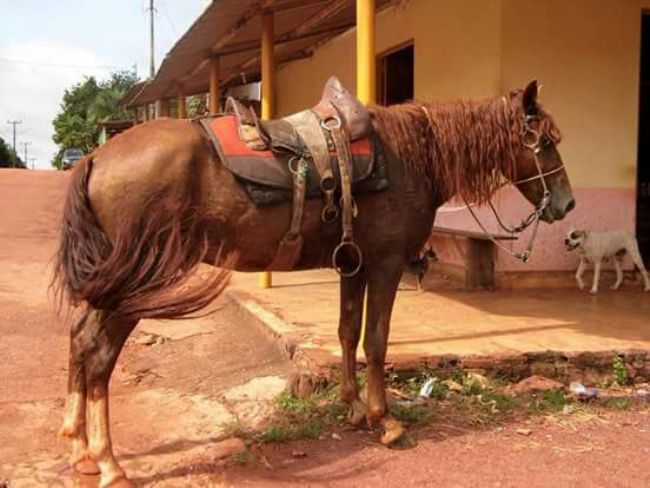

{"left": 224, "top": 97, "right": 268, "bottom": 150}
{"left": 326, "top": 122, "right": 363, "bottom": 277}
{"left": 284, "top": 109, "right": 338, "bottom": 222}
{"left": 268, "top": 158, "right": 307, "bottom": 270}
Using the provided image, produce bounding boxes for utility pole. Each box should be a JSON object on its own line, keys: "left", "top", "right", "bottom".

{"left": 148, "top": 0, "right": 155, "bottom": 79}
{"left": 22, "top": 141, "right": 32, "bottom": 168}
{"left": 6, "top": 120, "right": 22, "bottom": 168}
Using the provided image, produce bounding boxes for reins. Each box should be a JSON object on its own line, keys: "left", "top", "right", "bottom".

{"left": 421, "top": 103, "right": 565, "bottom": 263}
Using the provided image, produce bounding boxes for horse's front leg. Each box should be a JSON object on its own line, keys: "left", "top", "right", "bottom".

{"left": 364, "top": 257, "right": 405, "bottom": 444}
{"left": 338, "top": 272, "right": 367, "bottom": 425}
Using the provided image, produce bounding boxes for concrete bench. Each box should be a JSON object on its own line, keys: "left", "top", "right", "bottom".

{"left": 431, "top": 226, "right": 517, "bottom": 290}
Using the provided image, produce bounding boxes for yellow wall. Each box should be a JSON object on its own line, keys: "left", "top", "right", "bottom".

{"left": 501, "top": 0, "right": 642, "bottom": 189}
{"left": 276, "top": 0, "right": 645, "bottom": 190}
{"left": 276, "top": 0, "right": 502, "bottom": 113}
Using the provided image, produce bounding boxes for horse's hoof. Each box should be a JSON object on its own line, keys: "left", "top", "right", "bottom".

{"left": 348, "top": 399, "right": 367, "bottom": 426}
{"left": 105, "top": 477, "right": 136, "bottom": 488}
{"left": 74, "top": 458, "right": 100, "bottom": 475}
{"left": 380, "top": 417, "right": 405, "bottom": 446}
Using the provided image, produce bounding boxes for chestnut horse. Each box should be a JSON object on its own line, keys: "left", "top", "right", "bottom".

{"left": 54, "top": 81, "right": 574, "bottom": 487}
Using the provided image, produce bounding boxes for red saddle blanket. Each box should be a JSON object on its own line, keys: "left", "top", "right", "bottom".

{"left": 198, "top": 115, "right": 388, "bottom": 206}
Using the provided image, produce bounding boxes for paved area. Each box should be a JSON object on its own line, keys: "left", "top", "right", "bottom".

{"left": 228, "top": 269, "right": 650, "bottom": 367}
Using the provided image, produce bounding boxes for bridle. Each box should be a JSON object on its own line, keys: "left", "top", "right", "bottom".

{"left": 422, "top": 103, "right": 566, "bottom": 263}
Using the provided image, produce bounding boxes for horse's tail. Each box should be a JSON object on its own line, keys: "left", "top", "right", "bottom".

{"left": 52, "top": 156, "right": 231, "bottom": 323}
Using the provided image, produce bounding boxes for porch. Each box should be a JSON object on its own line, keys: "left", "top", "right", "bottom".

{"left": 226, "top": 269, "right": 650, "bottom": 381}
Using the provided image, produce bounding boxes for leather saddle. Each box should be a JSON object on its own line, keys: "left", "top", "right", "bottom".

{"left": 225, "top": 76, "right": 371, "bottom": 151}
{"left": 198, "top": 77, "right": 388, "bottom": 274}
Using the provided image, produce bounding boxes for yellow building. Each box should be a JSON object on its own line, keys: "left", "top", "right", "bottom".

{"left": 128, "top": 0, "right": 650, "bottom": 284}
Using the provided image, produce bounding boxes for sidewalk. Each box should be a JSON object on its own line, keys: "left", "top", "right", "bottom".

{"left": 227, "top": 269, "right": 650, "bottom": 380}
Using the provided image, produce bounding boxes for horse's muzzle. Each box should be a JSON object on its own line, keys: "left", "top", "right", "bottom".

{"left": 543, "top": 196, "right": 575, "bottom": 223}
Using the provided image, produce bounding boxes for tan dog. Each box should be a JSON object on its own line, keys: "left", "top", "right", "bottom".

{"left": 565, "top": 229, "right": 650, "bottom": 294}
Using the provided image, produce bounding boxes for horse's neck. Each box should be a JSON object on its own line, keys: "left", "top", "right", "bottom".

{"left": 423, "top": 97, "right": 517, "bottom": 204}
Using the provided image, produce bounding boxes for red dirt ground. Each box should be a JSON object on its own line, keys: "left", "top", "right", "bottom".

{"left": 1, "top": 169, "right": 649, "bottom": 488}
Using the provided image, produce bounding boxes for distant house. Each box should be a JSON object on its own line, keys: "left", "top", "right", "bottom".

{"left": 98, "top": 120, "right": 135, "bottom": 146}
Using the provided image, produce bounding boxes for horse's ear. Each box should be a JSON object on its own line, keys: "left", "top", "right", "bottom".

{"left": 523, "top": 80, "right": 539, "bottom": 114}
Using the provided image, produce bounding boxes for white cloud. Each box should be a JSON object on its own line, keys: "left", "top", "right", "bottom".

{"left": 0, "top": 40, "right": 113, "bottom": 170}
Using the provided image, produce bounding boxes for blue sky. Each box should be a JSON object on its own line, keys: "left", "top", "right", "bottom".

{"left": 0, "top": 0, "right": 209, "bottom": 169}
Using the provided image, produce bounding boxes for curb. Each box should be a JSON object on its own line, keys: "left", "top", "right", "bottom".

{"left": 225, "top": 288, "right": 650, "bottom": 386}
{"left": 225, "top": 289, "right": 332, "bottom": 376}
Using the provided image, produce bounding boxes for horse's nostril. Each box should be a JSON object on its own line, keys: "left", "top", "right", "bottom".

{"left": 565, "top": 199, "right": 576, "bottom": 213}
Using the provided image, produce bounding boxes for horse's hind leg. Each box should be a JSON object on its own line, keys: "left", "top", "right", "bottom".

{"left": 83, "top": 311, "right": 138, "bottom": 488}
{"left": 338, "top": 273, "right": 367, "bottom": 425}
{"left": 61, "top": 309, "right": 137, "bottom": 487}
{"left": 364, "top": 257, "right": 405, "bottom": 445}
{"left": 60, "top": 311, "right": 99, "bottom": 475}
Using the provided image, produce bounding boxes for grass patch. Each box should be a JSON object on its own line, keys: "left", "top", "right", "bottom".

{"left": 604, "top": 397, "right": 632, "bottom": 410}
{"left": 612, "top": 356, "right": 630, "bottom": 386}
{"left": 276, "top": 392, "right": 317, "bottom": 415}
{"left": 390, "top": 403, "right": 433, "bottom": 426}
{"left": 480, "top": 392, "right": 520, "bottom": 413}
{"left": 462, "top": 379, "right": 484, "bottom": 397}
{"left": 528, "top": 390, "right": 569, "bottom": 414}
{"left": 259, "top": 387, "right": 348, "bottom": 444}
{"left": 259, "top": 421, "right": 324, "bottom": 443}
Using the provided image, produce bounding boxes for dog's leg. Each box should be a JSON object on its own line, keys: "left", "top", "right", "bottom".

{"left": 576, "top": 258, "right": 587, "bottom": 291}
{"left": 611, "top": 258, "right": 623, "bottom": 290}
{"left": 628, "top": 241, "right": 650, "bottom": 292}
{"left": 590, "top": 259, "right": 602, "bottom": 295}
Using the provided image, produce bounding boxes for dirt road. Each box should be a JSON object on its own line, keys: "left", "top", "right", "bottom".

{"left": 0, "top": 169, "right": 294, "bottom": 486}
{"left": 0, "top": 169, "right": 649, "bottom": 488}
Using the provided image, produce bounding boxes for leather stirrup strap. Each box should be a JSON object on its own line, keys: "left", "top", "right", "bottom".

{"left": 284, "top": 110, "right": 338, "bottom": 222}
{"left": 268, "top": 158, "right": 307, "bottom": 270}
{"left": 326, "top": 123, "right": 363, "bottom": 277}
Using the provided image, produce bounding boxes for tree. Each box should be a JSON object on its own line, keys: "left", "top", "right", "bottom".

{"left": 0, "top": 136, "right": 26, "bottom": 169}
{"left": 52, "top": 70, "right": 139, "bottom": 168}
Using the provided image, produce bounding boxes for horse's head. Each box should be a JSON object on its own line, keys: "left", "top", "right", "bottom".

{"left": 508, "top": 81, "right": 575, "bottom": 223}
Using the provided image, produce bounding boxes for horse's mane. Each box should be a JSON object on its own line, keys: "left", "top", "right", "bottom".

{"left": 369, "top": 93, "right": 561, "bottom": 204}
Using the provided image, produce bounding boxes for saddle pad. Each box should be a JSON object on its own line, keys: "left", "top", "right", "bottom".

{"left": 202, "top": 115, "right": 376, "bottom": 185}
{"left": 199, "top": 115, "right": 389, "bottom": 206}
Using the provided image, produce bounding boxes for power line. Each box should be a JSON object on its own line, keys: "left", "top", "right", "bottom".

{"left": 22, "top": 141, "right": 32, "bottom": 166}
{"left": 6, "top": 120, "right": 22, "bottom": 168}
{"left": 159, "top": 0, "right": 178, "bottom": 36}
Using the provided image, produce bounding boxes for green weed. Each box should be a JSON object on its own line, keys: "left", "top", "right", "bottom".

{"left": 612, "top": 356, "right": 629, "bottom": 386}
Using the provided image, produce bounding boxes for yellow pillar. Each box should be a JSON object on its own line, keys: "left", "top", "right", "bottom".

{"left": 356, "top": 0, "right": 376, "bottom": 337}
{"left": 258, "top": 10, "right": 275, "bottom": 289}
{"left": 177, "top": 85, "right": 187, "bottom": 119}
{"left": 209, "top": 56, "right": 221, "bottom": 115}
{"left": 356, "top": 0, "right": 376, "bottom": 105}
{"left": 261, "top": 12, "right": 275, "bottom": 120}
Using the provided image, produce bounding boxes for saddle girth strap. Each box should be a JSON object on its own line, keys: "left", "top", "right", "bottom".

{"left": 268, "top": 158, "right": 307, "bottom": 270}
{"left": 284, "top": 110, "right": 337, "bottom": 221}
